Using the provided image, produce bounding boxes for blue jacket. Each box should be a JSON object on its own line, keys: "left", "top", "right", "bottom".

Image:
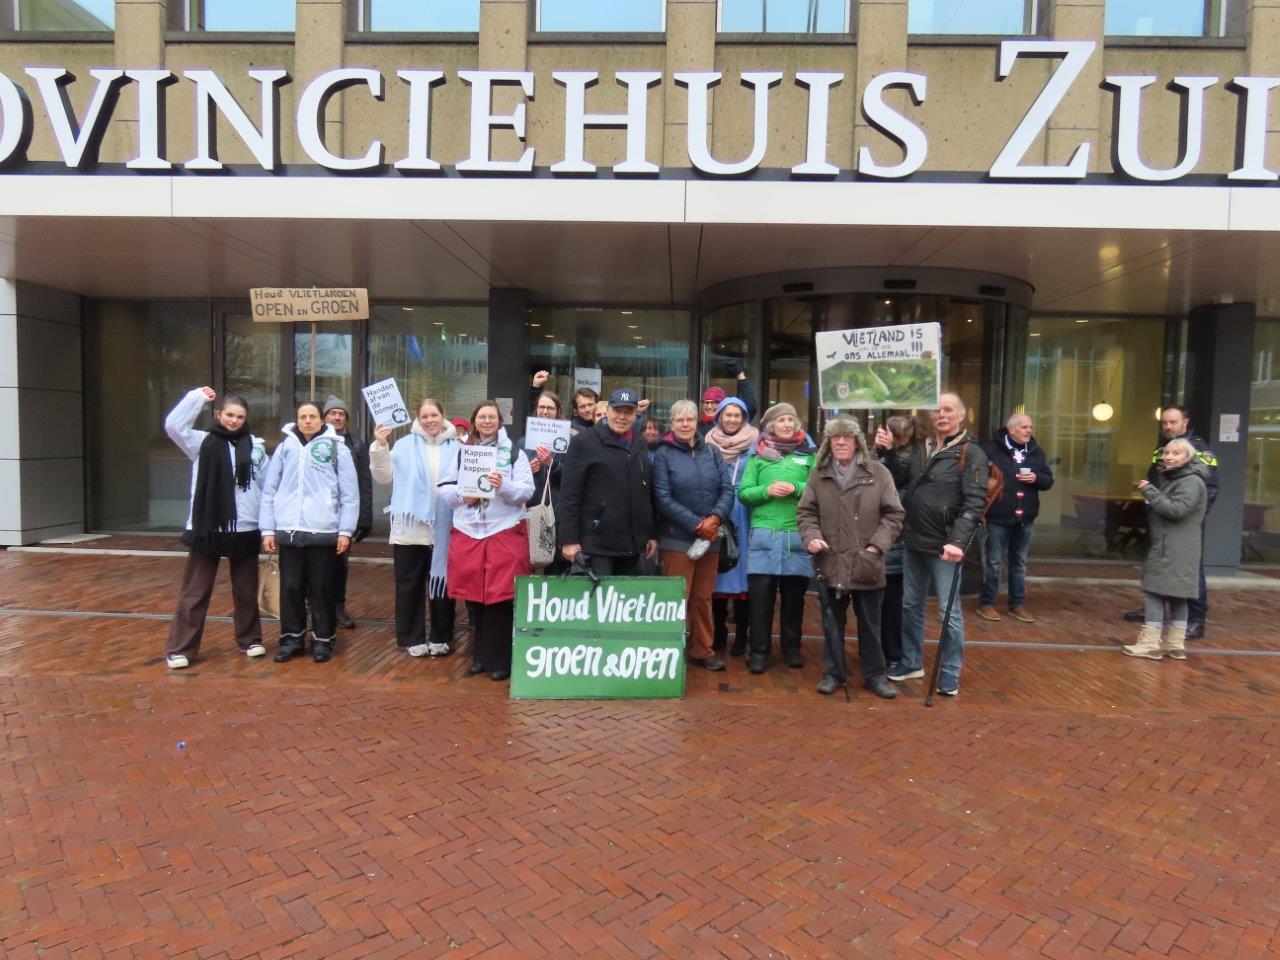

{"left": 651, "top": 433, "right": 735, "bottom": 552}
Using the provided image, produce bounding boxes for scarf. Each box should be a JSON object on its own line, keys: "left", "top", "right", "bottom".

{"left": 755, "top": 430, "right": 808, "bottom": 461}
{"left": 389, "top": 420, "right": 458, "bottom": 599}
{"left": 1003, "top": 432, "right": 1029, "bottom": 465}
{"left": 707, "top": 422, "right": 758, "bottom": 467}
{"left": 188, "top": 422, "right": 252, "bottom": 551}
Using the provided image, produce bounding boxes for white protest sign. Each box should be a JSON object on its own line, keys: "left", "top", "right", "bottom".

{"left": 458, "top": 446, "right": 499, "bottom": 499}
{"left": 524, "top": 417, "right": 572, "bottom": 454}
{"left": 574, "top": 367, "right": 603, "bottom": 394}
{"left": 361, "top": 377, "right": 411, "bottom": 428}
{"left": 814, "top": 322, "right": 942, "bottom": 410}
{"left": 496, "top": 396, "right": 514, "bottom": 422}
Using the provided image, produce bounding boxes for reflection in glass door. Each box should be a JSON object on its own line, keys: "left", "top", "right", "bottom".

{"left": 294, "top": 323, "right": 354, "bottom": 411}
{"left": 222, "top": 311, "right": 284, "bottom": 447}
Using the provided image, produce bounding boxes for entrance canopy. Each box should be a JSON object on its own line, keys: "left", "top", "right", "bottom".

{"left": 3, "top": 177, "right": 1280, "bottom": 313}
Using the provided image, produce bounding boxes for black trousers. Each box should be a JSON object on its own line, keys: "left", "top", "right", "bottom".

{"left": 279, "top": 545, "right": 337, "bottom": 650}
{"left": 747, "top": 574, "right": 808, "bottom": 658}
{"left": 392, "top": 544, "right": 456, "bottom": 648}
{"left": 332, "top": 551, "right": 350, "bottom": 606}
{"left": 880, "top": 571, "right": 904, "bottom": 666}
{"left": 587, "top": 554, "right": 644, "bottom": 576}
{"left": 816, "top": 582, "right": 888, "bottom": 683}
{"left": 712, "top": 597, "right": 749, "bottom": 650}
{"left": 471, "top": 600, "right": 515, "bottom": 673}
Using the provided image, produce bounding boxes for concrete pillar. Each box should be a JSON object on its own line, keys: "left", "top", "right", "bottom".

{"left": 1047, "top": 0, "right": 1107, "bottom": 173}
{"left": 487, "top": 288, "right": 531, "bottom": 426}
{"left": 479, "top": 0, "right": 531, "bottom": 166}
{"left": 0, "top": 280, "right": 86, "bottom": 545}
{"left": 663, "top": 0, "right": 716, "bottom": 167}
{"left": 293, "top": 0, "right": 347, "bottom": 164}
{"left": 1185, "top": 302, "right": 1256, "bottom": 575}
{"left": 1245, "top": 0, "right": 1280, "bottom": 173}
{"left": 853, "top": 0, "right": 907, "bottom": 169}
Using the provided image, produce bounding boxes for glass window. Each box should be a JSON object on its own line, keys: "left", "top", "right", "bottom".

{"left": 85, "top": 301, "right": 212, "bottom": 531}
{"left": 526, "top": 307, "right": 691, "bottom": 430}
{"left": 1021, "top": 316, "right": 1169, "bottom": 559}
{"left": 189, "top": 0, "right": 295, "bottom": 31}
{"left": 537, "top": 0, "right": 663, "bottom": 32}
{"left": 908, "top": 0, "right": 1031, "bottom": 34}
{"left": 1105, "top": 0, "right": 1219, "bottom": 37}
{"left": 15, "top": 0, "right": 113, "bottom": 30}
{"left": 367, "top": 304, "right": 489, "bottom": 534}
{"left": 702, "top": 301, "right": 762, "bottom": 407}
{"left": 223, "top": 312, "right": 284, "bottom": 451}
{"left": 295, "top": 323, "right": 353, "bottom": 410}
{"left": 719, "top": 0, "right": 848, "bottom": 33}
{"left": 360, "top": 0, "right": 480, "bottom": 31}
{"left": 1245, "top": 321, "right": 1280, "bottom": 563}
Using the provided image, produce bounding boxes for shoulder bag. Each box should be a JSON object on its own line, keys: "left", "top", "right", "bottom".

{"left": 527, "top": 474, "right": 557, "bottom": 567}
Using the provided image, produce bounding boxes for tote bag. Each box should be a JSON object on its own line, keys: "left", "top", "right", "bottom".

{"left": 258, "top": 556, "right": 281, "bottom": 618}
{"left": 527, "top": 476, "right": 557, "bottom": 567}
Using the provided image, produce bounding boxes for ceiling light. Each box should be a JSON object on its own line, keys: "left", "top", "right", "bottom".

{"left": 432, "top": 321, "right": 443, "bottom": 325}
{"left": 621, "top": 310, "right": 633, "bottom": 315}
{"left": 882, "top": 299, "right": 891, "bottom": 306}
{"left": 1075, "top": 319, "right": 1089, "bottom": 324}
{"left": 1092, "top": 402, "right": 1114, "bottom": 423}
{"left": 627, "top": 324, "right": 639, "bottom": 329}
{"left": 529, "top": 323, "right": 540, "bottom": 328}
{"left": 400, "top": 307, "right": 413, "bottom": 312}
{"left": 1029, "top": 332, "right": 1041, "bottom": 337}
{"left": 545, "top": 334, "right": 553, "bottom": 339}
{"left": 633, "top": 336, "right": 642, "bottom": 340}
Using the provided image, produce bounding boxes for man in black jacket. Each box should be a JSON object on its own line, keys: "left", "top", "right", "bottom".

{"left": 1123, "top": 404, "right": 1219, "bottom": 637}
{"left": 558, "top": 388, "right": 657, "bottom": 576}
{"left": 881, "top": 393, "right": 989, "bottom": 697}
{"left": 978, "top": 413, "right": 1054, "bottom": 623}
{"left": 323, "top": 397, "right": 373, "bottom": 629}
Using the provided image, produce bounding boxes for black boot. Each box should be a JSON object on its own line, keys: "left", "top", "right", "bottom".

{"left": 729, "top": 600, "right": 749, "bottom": 656}
{"left": 1122, "top": 609, "right": 1145, "bottom": 623}
{"left": 312, "top": 642, "right": 332, "bottom": 663}
{"left": 335, "top": 605, "right": 356, "bottom": 629}
{"left": 1185, "top": 619, "right": 1205, "bottom": 640}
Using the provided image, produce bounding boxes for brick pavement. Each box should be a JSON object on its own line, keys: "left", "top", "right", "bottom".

{"left": 1, "top": 549, "right": 1279, "bottom": 959}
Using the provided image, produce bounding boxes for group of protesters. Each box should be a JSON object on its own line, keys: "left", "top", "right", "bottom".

{"left": 161, "top": 366, "right": 1218, "bottom": 694}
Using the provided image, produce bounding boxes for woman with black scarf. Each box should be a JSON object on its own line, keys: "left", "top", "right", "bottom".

{"left": 163, "top": 386, "right": 271, "bottom": 669}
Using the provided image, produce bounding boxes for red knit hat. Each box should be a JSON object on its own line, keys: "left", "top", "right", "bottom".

{"left": 702, "top": 386, "right": 727, "bottom": 404}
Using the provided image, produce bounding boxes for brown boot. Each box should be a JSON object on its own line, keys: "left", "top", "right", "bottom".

{"left": 1123, "top": 624, "right": 1164, "bottom": 660}
{"left": 1162, "top": 625, "right": 1187, "bottom": 661}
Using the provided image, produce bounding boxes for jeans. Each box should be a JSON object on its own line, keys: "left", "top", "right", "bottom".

{"left": 980, "top": 522, "right": 1033, "bottom": 608}
{"left": 901, "top": 548, "right": 965, "bottom": 686}
{"left": 1143, "top": 591, "right": 1188, "bottom": 628}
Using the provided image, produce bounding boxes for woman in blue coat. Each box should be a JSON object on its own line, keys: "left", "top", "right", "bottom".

{"left": 652, "top": 400, "right": 736, "bottom": 671}
{"left": 705, "top": 397, "right": 759, "bottom": 656}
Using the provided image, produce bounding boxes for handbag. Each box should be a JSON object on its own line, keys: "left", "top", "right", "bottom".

{"left": 527, "top": 475, "right": 557, "bottom": 567}
{"left": 258, "top": 556, "right": 280, "bottom": 618}
{"left": 717, "top": 518, "right": 740, "bottom": 573}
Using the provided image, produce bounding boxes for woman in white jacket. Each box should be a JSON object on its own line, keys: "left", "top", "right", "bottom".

{"left": 259, "top": 400, "right": 360, "bottom": 663}
{"left": 438, "top": 400, "right": 534, "bottom": 681}
{"left": 369, "top": 398, "right": 460, "bottom": 657}
{"left": 163, "top": 386, "right": 270, "bottom": 669}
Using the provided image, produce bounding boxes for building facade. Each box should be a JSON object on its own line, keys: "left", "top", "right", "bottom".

{"left": 0, "top": 0, "right": 1276, "bottom": 573}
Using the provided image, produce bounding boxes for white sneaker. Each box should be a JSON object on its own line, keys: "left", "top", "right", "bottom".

{"left": 245, "top": 644, "right": 267, "bottom": 658}
{"left": 166, "top": 654, "right": 190, "bottom": 670}
{"left": 407, "top": 643, "right": 431, "bottom": 658}
{"left": 426, "top": 642, "right": 451, "bottom": 657}
{"left": 887, "top": 667, "right": 924, "bottom": 682}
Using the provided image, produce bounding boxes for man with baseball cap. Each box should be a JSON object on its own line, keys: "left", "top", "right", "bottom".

{"left": 558, "top": 388, "right": 657, "bottom": 575}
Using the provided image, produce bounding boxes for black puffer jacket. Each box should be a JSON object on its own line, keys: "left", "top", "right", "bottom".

{"left": 983, "top": 429, "right": 1054, "bottom": 526}
{"left": 894, "top": 432, "right": 990, "bottom": 553}
{"left": 558, "top": 420, "right": 656, "bottom": 558}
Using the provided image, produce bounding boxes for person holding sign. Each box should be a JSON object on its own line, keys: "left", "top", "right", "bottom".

{"left": 369, "top": 398, "right": 460, "bottom": 658}
{"left": 259, "top": 401, "right": 360, "bottom": 664}
{"left": 517, "top": 391, "right": 568, "bottom": 509}
{"left": 322, "top": 397, "right": 374, "bottom": 630}
{"left": 437, "top": 401, "right": 534, "bottom": 681}
{"left": 652, "top": 400, "right": 736, "bottom": 672}
{"left": 162, "top": 386, "right": 271, "bottom": 669}
{"left": 738, "top": 403, "right": 816, "bottom": 675}
{"left": 797, "top": 418, "right": 904, "bottom": 698}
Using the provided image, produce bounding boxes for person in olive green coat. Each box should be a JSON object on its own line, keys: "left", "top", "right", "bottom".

{"left": 738, "top": 403, "right": 816, "bottom": 674}
{"left": 1123, "top": 438, "right": 1207, "bottom": 662}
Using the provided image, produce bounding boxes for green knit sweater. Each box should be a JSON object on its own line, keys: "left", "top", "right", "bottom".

{"left": 738, "top": 450, "right": 816, "bottom": 531}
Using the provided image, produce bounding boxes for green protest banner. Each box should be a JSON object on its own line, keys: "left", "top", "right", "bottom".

{"left": 511, "top": 576, "right": 687, "bottom": 700}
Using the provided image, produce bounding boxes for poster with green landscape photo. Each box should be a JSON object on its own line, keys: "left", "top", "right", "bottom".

{"left": 815, "top": 322, "right": 942, "bottom": 410}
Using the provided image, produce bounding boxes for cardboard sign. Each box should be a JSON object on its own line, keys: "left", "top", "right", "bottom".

{"left": 458, "top": 446, "right": 498, "bottom": 499}
{"left": 250, "top": 287, "right": 370, "bottom": 322}
{"left": 511, "top": 576, "right": 687, "bottom": 700}
{"left": 574, "top": 367, "right": 603, "bottom": 394}
{"left": 361, "top": 377, "right": 410, "bottom": 428}
{"left": 524, "top": 417, "right": 572, "bottom": 454}
{"left": 815, "top": 322, "right": 942, "bottom": 410}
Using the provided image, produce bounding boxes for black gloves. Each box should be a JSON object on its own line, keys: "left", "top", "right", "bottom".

{"left": 726, "top": 359, "right": 744, "bottom": 378}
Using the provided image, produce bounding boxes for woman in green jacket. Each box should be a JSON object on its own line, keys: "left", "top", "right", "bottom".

{"left": 738, "top": 403, "right": 816, "bottom": 674}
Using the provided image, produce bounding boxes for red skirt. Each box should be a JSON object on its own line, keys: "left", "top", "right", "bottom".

{"left": 447, "top": 522, "right": 532, "bottom": 605}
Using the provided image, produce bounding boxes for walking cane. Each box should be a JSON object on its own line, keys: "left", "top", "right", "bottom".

{"left": 924, "top": 522, "right": 983, "bottom": 708}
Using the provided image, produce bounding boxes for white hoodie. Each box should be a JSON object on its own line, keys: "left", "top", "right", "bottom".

{"left": 165, "top": 387, "right": 269, "bottom": 532}
{"left": 259, "top": 422, "right": 359, "bottom": 542}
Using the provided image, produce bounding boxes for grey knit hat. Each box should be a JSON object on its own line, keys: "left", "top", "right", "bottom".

{"left": 760, "top": 402, "right": 800, "bottom": 435}
{"left": 322, "top": 395, "right": 349, "bottom": 416}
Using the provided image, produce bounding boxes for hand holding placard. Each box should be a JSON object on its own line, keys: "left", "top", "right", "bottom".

{"left": 362, "top": 377, "right": 410, "bottom": 428}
